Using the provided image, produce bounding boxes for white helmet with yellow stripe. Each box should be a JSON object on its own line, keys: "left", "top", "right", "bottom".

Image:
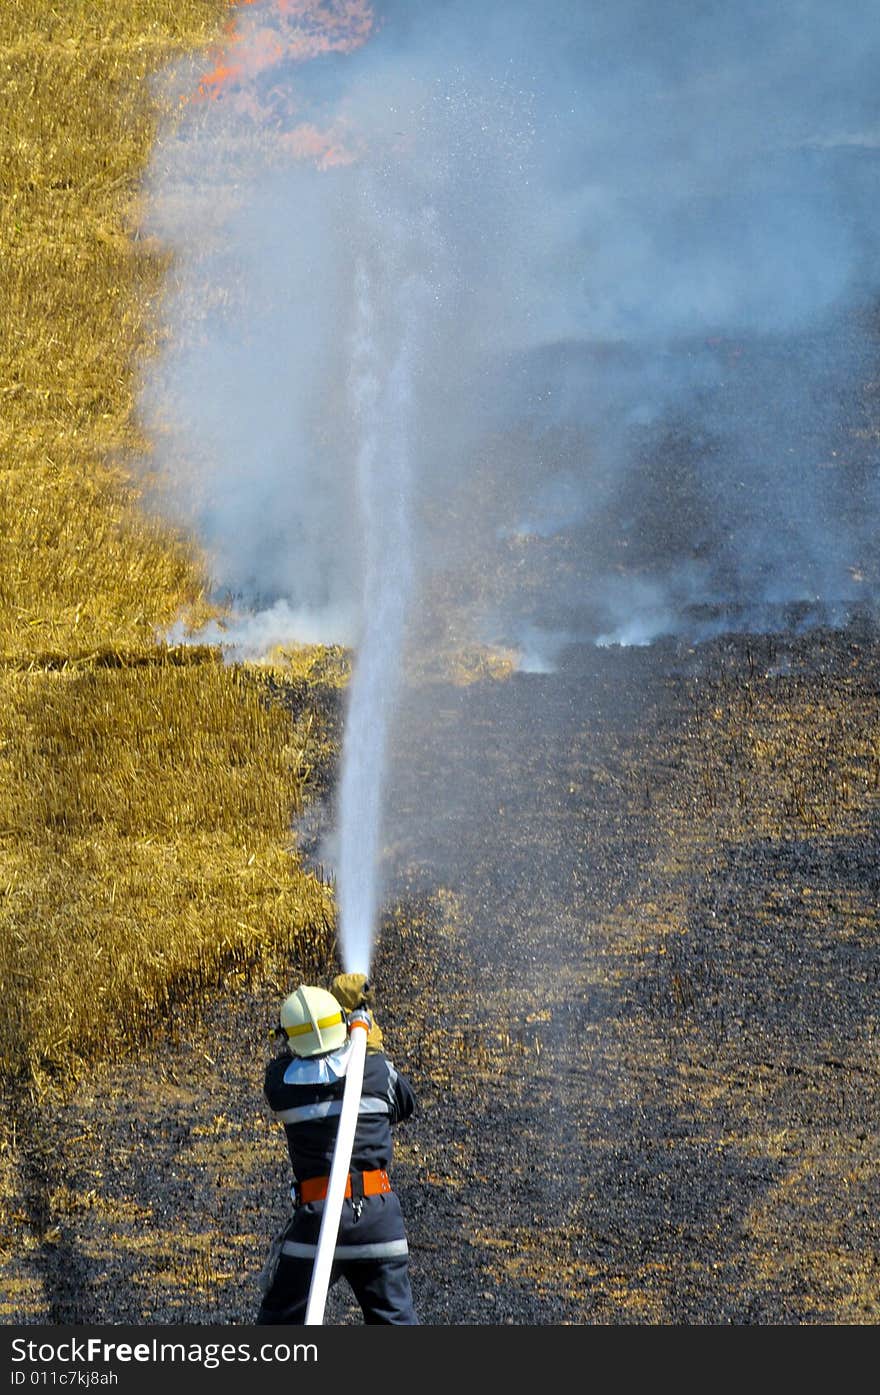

{"left": 279, "top": 985, "right": 348, "bottom": 1058}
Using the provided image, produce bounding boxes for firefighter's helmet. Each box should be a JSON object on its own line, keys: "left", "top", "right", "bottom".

{"left": 279, "top": 985, "right": 348, "bottom": 1057}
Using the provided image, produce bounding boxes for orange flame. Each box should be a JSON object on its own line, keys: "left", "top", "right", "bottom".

{"left": 194, "top": 0, "right": 374, "bottom": 170}
{"left": 279, "top": 121, "right": 358, "bottom": 169}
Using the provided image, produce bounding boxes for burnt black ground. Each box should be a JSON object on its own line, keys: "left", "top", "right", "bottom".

{"left": 1, "top": 624, "right": 878, "bottom": 1325}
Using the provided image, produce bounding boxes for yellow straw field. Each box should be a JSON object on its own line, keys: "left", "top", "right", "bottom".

{"left": 0, "top": 1, "right": 338, "bottom": 1081}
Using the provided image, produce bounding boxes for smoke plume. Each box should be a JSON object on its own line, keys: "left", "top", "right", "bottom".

{"left": 143, "top": 0, "right": 880, "bottom": 663}
{"left": 140, "top": 0, "right": 880, "bottom": 943}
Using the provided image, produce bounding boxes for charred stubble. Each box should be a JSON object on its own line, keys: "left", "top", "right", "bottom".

{"left": 3, "top": 623, "right": 877, "bottom": 1325}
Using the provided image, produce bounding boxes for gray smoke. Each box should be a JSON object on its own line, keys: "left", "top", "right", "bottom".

{"left": 142, "top": 0, "right": 880, "bottom": 669}
{"left": 138, "top": 0, "right": 880, "bottom": 971}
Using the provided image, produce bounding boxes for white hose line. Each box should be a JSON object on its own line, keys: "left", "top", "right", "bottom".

{"left": 304, "top": 1018, "right": 369, "bottom": 1326}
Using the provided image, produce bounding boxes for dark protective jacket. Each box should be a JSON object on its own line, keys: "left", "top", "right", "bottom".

{"left": 264, "top": 1041, "right": 416, "bottom": 1260}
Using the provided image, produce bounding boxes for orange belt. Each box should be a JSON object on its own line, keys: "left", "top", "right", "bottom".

{"left": 298, "top": 1169, "right": 391, "bottom": 1205}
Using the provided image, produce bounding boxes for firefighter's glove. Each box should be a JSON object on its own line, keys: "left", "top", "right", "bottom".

{"left": 332, "top": 975, "right": 384, "bottom": 1052}
{"left": 331, "top": 972, "right": 373, "bottom": 1012}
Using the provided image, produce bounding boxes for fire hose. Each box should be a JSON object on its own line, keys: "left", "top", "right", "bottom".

{"left": 304, "top": 1009, "right": 371, "bottom": 1325}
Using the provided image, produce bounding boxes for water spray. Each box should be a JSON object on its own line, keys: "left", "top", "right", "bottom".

{"left": 306, "top": 246, "right": 426, "bottom": 1323}
{"left": 336, "top": 252, "right": 420, "bottom": 977}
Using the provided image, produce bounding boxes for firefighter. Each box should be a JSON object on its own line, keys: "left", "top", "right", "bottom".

{"left": 256, "top": 974, "right": 419, "bottom": 1325}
